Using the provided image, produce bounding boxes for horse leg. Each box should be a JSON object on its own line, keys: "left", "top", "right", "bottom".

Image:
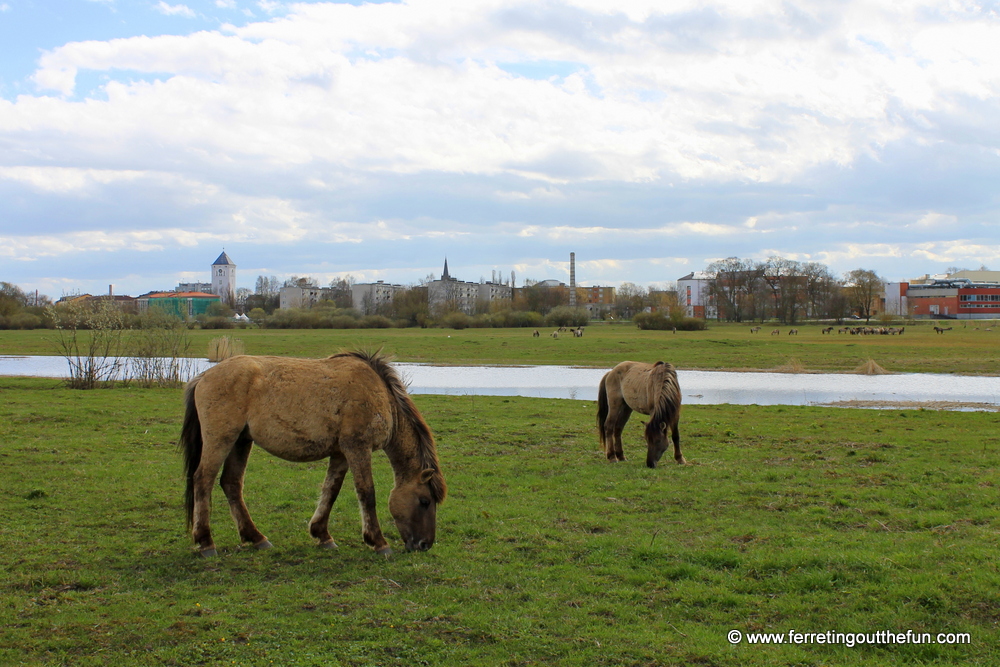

{"left": 671, "top": 421, "right": 685, "bottom": 465}
{"left": 602, "top": 404, "right": 620, "bottom": 461}
{"left": 613, "top": 406, "right": 632, "bottom": 461}
{"left": 219, "top": 431, "right": 270, "bottom": 549}
{"left": 190, "top": 447, "right": 230, "bottom": 557}
{"left": 342, "top": 446, "right": 392, "bottom": 556}
{"left": 309, "top": 452, "right": 349, "bottom": 549}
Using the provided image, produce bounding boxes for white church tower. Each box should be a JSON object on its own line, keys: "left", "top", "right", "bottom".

{"left": 211, "top": 250, "right": 236, "bottom": 305}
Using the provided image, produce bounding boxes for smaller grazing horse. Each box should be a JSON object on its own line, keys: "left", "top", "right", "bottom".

{"left": 179, "top": 350, "right": 446, "bottom": 558}
{"left": 597, "top": 361, "right": 683, "bottom": 468}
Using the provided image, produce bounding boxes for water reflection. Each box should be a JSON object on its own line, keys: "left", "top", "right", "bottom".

{"left": 3, "top": 356, "right": 999, "bottom": 410}
{"left": 397, "top": 363, "right": 1000, "bottom": 409}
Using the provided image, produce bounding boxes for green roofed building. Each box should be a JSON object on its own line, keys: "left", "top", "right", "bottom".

{"left": 137, "top": 291, "right": 221, "bottom": 319}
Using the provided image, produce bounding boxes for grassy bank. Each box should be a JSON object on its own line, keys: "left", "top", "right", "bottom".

{"left": 3, "top": 320, "right": 1000, "bottom": 374}
{"left": 2, "top": 378, "right": 999, "bottom": 665}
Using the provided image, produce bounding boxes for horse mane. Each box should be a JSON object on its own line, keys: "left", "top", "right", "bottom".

{"left": 644, "top": 361, "right": 681, "bottom": 441}
{"left": 332, "top": 350, "right": 447, "bottom": 503}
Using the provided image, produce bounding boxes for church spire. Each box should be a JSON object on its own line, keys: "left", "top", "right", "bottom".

{"left": 442, "top": 257, "right": 450, "bottom": 280}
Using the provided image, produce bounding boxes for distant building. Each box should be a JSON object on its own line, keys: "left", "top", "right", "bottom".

{"left": 676, "top": 272, "right": 715, "bottom": 319}
{"left": 55, "top": 288, "right": 137, "bottom": 313}
{"left": 211, "top": 251, "right": 237, "bottom": 305}
{"left": 137, "top": 291, "right": 221, "bottom": 318}
{"left": 578, "top": 285, "right": 615, "bottom": 318}
{"left": 427, "top": 259, "right": 512, "bottom": 315}
{"left": 279, "top": 283, "right": 330, "bottom": 310}
{"left": 352, "top": 281, "right": 408, "bottom": 315}
{"left": 898, "top": 271, "right": 1000, "bottom": 319}
{"left": 177, "top": 282, "right": 212, "bottom": 293}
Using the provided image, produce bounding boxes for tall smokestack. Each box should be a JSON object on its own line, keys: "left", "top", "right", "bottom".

{"left": 569, "top": 252, "right": 576, "bottom": 308}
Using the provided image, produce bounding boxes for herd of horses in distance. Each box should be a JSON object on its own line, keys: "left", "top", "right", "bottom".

{"left": 178, "top": 319, "right": 964, "bottom": 557}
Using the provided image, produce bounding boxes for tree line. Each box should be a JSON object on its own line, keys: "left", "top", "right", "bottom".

{"left": 704, "top": 257, "right": 883, "bottom": 323}
{"left": 1, "top": 259, "right": 886, "bottom": 332}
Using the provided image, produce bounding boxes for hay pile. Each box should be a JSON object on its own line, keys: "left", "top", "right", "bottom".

{"left": 207, "top": 336, "right": 245, "bottom": 362}
{"left": 854, "top": 359, "right": 890, "bottom": 375}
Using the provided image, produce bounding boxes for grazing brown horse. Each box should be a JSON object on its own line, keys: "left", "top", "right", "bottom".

{"left": 179, "top": 350, "right": 446, "bottom": 558}
{"left": 596, "top": 361, "right": 683, "bottom": 468}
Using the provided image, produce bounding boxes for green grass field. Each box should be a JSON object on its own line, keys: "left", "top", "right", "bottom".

{"left": 3, "top": 377, "right": 999, "bottom": 665}
{"left": 2, "top": 319, "right": 1000, "bottom": 374}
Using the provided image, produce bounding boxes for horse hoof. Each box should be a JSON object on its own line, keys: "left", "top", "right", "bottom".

{"left": 319, "top": 540, "right": 338, "bottom": 550}
{"left": 199, "top": 548, "right": 218, "bottom": 558}
{"left": 676, "top": 457, "right": 686, "bottom": 465}
{"left": 254, "top": 539, "right": 273, "bottom": 550}
{"left": 377, "top": 547, "right": 394, "bottom": 558}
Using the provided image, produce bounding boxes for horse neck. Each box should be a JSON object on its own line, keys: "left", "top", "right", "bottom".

{"left": 383, "top": 414, "right": 427, "bottom": 483}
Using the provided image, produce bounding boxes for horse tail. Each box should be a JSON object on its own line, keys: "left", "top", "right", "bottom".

{"left": 179, "top": 375, "right": 203, "bottom": 529}
{"left": 645, "top": 362, "right": 681, "bottom": 442}
{"left": 597, "top": 372, "right": 609, "bottom": 448}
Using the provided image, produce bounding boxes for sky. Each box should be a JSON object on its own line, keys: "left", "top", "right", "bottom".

{"left": 2, "top": 0, "right": 999, "bottom": 298}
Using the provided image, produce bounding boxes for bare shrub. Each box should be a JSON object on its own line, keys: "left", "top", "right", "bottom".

{"left": 49, "top": 301, "right": 129, "bottom": 389}
{"left": 129, "top": 310, "right": 195, "bottom": 387}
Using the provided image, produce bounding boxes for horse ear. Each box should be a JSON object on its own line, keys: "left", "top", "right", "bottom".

{"left": 419, "top": 468, "right": 436, "bottom": 484}
{"left": 654, "top": 361, "right": 664, "bottom": 367}
{"left": 660, "top": 422, "right": 668, "bottom": 433}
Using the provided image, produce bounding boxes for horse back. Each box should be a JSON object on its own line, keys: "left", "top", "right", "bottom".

{"left": 608, "top": 361, "right": 660, "bottom": 415}
{"left": 192, "top": 355, "right": 395, "bottom": 462}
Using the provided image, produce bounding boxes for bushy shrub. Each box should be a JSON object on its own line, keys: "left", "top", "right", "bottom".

{"left": 199, "top": 316, "right": 235, "bottom": 330}
{"left": 323, "top": 315, "right": 358, "bottom": 329}
{"left": 634, "top": 311, "right": 708, "bottom": 331}
{"left": 544, "top": 306, "right": 589, "bottom": 328}
{"left": 359, "top": 315, "right": 394, "bottom": 329}
{"left": 484, "top": 310, "right": 544, "bottom": 328}
{"left": 441, "top": 312, "right": 471, "bottom": 330}
{"left": 6, "top": 313, "right": 41, "bottom": 330}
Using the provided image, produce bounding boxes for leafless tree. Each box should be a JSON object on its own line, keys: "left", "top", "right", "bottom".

{"left": 706, "top": 257, "right": 764, "bottom": 322}
{"left": 844, "top": 268, "right": 883, "bottom": 322}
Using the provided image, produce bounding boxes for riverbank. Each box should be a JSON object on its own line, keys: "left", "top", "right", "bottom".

{"left": 2, "top": 320, "right": 998, "bottom": 375}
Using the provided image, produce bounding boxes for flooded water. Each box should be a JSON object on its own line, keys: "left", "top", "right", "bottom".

{"left": 3, "top": 355, "right": 999, "bottom": 410}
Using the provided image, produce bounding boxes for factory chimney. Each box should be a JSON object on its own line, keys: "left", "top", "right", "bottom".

{"left": 569, "top": 252, "right": 576, "bottom": 308}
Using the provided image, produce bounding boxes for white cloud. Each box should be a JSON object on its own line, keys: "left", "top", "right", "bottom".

{"left": 14, "top": 0, "right": 997, "bottom": 181}
{"left": 912, "top": 211, "right": 959, "bottom": 229}
{"left": 6, "top": 0, "right": 1000, "bottom": 294}
{"left": 155, "top": 2, "right": 196, "bottom": 18}
{"left": 0, "top": 166, "right": 147, "bottom": 194}
{"left": 256, "top": 0, "right": 283, "bottom": 14}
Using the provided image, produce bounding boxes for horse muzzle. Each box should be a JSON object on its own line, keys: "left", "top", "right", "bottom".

{"left": 405, "top": 538, "right": 433, "bottom": 552}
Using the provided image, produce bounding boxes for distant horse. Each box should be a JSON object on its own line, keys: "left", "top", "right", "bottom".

{"left": 532, "top": 330, "right": 540, "bottom": 337}
{"left": 179, "top": 350, "right": 447, "bottom": 558}
{"left": 750, "top": 326, "right": 761, "bottom": 333}
{"left": 596, "top": 361, "right": 683, "bottom": 468}
{"left": 934, "top": 326, "right": 953, "bottom": 334}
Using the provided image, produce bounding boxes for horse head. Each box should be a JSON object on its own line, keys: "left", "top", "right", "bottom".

{"left": 388, "top": 468, "right": 444, "bottom": 551}
{"left": 644, "top": 420, "right": 670, "bottom": 468}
